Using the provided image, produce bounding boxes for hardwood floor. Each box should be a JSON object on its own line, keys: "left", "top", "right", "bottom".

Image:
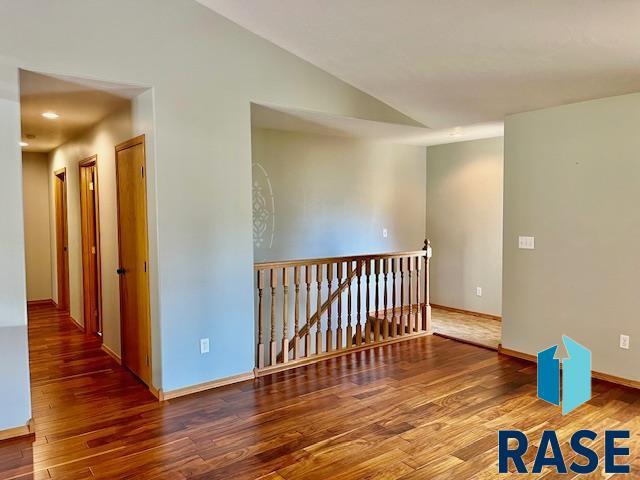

{"left": 431, "top": 307, "right": 501, "bottom": 350}
{"left": 1, "top": 303, "right": 639, "bottom": 479}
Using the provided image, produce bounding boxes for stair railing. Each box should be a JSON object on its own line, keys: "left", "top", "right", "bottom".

{"left": 254, "top": 240, "right": 432, "bottom": 374}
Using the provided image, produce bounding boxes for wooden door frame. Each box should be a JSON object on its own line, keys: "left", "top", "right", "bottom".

{"left": 114, "top": 134, "right": 154, "bottom": 388}
{"left": 54, "top": 168, "right": 70, "bottom": 311}
{"left": 79, "top": 155, "right": 103, "bottom": 339}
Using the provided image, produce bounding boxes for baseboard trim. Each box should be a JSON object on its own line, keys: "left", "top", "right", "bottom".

{"left": 101, "top": 344, "right": 122, "bottom": 365}
{"left": 159, "top": 371, "right": 255, "bottom": 401}
{"left": 434, "top": 332, "right": 498, "bottom": 351}
{"left": 498, "top": 345, "right": 640, "bottom": 390}
{"left": 70, "top": 316, "right": 84, "bottom": 332}
{"left": 431, "top": 304, "right": 501, "bottom": 321}
{"left": 27, "top": 299, "right": 55, "bottom": 307}
{"left": 255, "top": 331, "right": 433, "bottom": 378}
{"left": 0, "top": 419, "right": 34, "bottom": 442}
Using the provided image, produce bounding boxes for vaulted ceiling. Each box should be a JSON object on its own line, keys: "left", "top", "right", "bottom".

{"left": 198, "top": 0, "right": 640, "bottom": 129}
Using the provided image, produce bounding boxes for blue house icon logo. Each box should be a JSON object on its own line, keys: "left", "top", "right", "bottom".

{"left": 537, "top": 335, "right": 591, "bottom": 415}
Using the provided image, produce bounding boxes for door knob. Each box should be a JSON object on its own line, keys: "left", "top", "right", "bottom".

{"left": 117, "top": 268, "right": 126, "bottom": 275}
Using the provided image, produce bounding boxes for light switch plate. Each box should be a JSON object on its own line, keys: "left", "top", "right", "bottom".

{"left": 476, "top": 287, "right": 482, "bottom": 297}
{"left": 382, "top": 228, "right": 388, "bottom": 238}
{"left": 518, "top": 236, "right": 535, "bottom": 249}
{"left": 200, "top": 338, "right": 210, "bottom": 354}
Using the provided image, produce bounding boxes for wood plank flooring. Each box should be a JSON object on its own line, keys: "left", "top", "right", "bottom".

{"left": 431, "top": 307, "right": 501, "bottom": 350}
{"left": 1, "top": 303, "right": 639, "bottom": 479}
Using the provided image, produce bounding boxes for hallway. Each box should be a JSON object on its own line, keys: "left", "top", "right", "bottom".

{"left": 1, "top": 303, "right": 640, "bottom": 479}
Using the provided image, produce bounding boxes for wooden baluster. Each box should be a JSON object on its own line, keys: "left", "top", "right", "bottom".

{"left": 364, "top": 259, "right": 372, "bottom": 343}
{"left": 346, "top": 261, "right": 354, "bottom": 348}
{"left": 281, "top": 268, "right": 289, "bottom": 363}
{"left": 293, "top": 266, "right": 301, "bottom": 359}
{"left": 336, "top": 262, "right": 344, "bottom": 350}
{"left": 316, "top": 264, "right": 323, "bottom": 355}
{"left": 256, "top": 270, "right": 265, "bottom": 369}
{"left": 415, "top": 256, "right": 422, "bottom": 333}
{"left": 408, "top": 256, "right": 414, "bottom": 334}
{"left": 270, "top": 269, "right": 277, "bottom": 365}
{"left": 391, "top": 258, "right": 397, "bottom": 338}
{"left": 399, "top": 258, "right": 406, "bottom": 336}
{"left": 305, "top": 265, "right": 312, "bottom": 357}
{"left": 382, "top": 259, "right": 389, "bottom": 340}
{"left": 326, "top": 263, "right": 333, "bottom": 352}
{"left": 423, "top": 239, "right": 432, "bottom": 333}
{"left": 373, "top": 259, "right": 380, "bottom": 342}
{"left": 356, "top": 261, "right": 363, "bottom": 346}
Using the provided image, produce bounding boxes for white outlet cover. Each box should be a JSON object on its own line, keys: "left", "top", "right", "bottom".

{"left": 476, "top": 287, "right": 482, "bottom": 297}
{"left": 382, "top": 228, "right": 388, "bottom": 238}
{"left": 200, "top": 338, "right": 210, "bottom": 354}
{"left": 620, "top": 334, "right": 630, "bottom": 350}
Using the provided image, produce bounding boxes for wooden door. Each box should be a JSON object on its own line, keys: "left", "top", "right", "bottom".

{"left": 80, "top": 156, "right": 102, "bottom": 337}
{"left": 115, "top": 135, "right": 152, "bottom": 385}
{"left": 54, "top": 169, "right": 70, "bottom": 311}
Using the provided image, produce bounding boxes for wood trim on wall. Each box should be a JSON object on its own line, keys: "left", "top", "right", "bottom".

{"left": 78, "top": 154, "right": 104, "bottom": 339}
{"left": 27, "top": 299, "right": 55, "bottom": 307}
{"left": 431, "top": 303, "right": 501, "bottom": 321}
{"left": 101, "top": 344, "right": 122, "bottom": 365}
{"left": 159, "top": 371, "right": 255, "bottom": 401}
{"left": 498, "top": 344, "right": 640, "bottom": 390}
{"left": 0, "top": 419, "right": 34, "bottom": 442}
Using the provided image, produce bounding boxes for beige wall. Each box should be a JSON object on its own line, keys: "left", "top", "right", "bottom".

{"left": 252, "top": 128, "right": 427, "bottom": 262}
{"left": 503, "top": 92, "right": 640, "bottom": 381}
{"left": 426, "top": 138, "right": 503, "bottom": 316}
{"left": 22, "top": 152, "right": 52, "bottom": 302}
{"left": 49, "top": 105, "right": 135, "bottom": 357}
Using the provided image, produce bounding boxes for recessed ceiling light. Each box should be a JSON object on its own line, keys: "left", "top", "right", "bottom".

{"left": 42, "top": 111, "right": 60, "bottom": 119}
{"left": 20, "top": 141, "right": 29, "bottom": 147}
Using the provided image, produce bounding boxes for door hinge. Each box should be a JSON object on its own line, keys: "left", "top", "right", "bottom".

{"left": 141, "top": 166, "right": 145, "bottom": 178}
{"left": 144, "top": 261, "right": 147, "bottom": 273}
{"left": 89, "top": 181, "right": 94, "bottom": 191}
{"left": 146, "top": 354, "right": 150, "bottom": 366}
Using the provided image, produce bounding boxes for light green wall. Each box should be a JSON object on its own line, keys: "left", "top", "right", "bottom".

{"left": 426, "top": 137, "right": 503, "bottom": 317}
{"left": 0, "top": 0, "right": 421, "bottom": 424}
{"left": 252, "top": 128, "right": 427, "bottom": 262}
{"left": 503, "top": 92, "right": 640, "bottom": 381}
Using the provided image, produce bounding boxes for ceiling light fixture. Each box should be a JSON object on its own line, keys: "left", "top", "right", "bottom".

{"left": 42, "top": 111, "right": 60, "bottom": 119}
{"left": 20, "top": 141, "right": 29, "bottom": 147}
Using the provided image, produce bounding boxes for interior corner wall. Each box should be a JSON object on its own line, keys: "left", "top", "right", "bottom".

{"left": 251, "top": 128, "right": 427, "bottom": 262}
{"left": 502, "top": 92, "right": 640, "bottom": 381}
{"left": 22, "top": 152, "right": 53, "bottom": 302}
{"left": 0, "top": 0, "right": 419, "bottom": 394}
{"left": 49, "top": 105, "right": 134, "bottom": 358}
{"left": 0, "top": 65, "right": 32, "bottom": 431}
{"left": 426, "top": 137, "right": 503, "bottom": 317}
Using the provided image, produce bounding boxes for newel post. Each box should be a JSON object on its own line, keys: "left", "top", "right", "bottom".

{"left": 422, "top": 239, "right": 432, "bottom": 332}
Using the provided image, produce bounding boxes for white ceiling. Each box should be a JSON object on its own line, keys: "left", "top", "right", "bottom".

{"left": 252, "top": 103, "right": 502, "bottom": 146}
{"left": 199, "top": 0, "right": 640, "bottom": 129}
{"left": 20, "top": 70, "right": 146, "bottom": 153}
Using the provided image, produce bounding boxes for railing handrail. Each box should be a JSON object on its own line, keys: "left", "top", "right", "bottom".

{"left": 255, "top": 249, "right": 427, "bottom": 270}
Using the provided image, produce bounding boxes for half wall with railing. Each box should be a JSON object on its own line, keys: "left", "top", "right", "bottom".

{"left": 254, "top": 240, "right": 432, "bottom": 375}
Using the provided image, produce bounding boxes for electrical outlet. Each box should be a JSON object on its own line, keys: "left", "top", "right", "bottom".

{"left": 476, "top": 287, "right": 482, "bottom": 297}
{"left": 200, "top": 338, "right": 210, "bottom": 354}
{"left": 518, "top": 236, "right": 535, "bottom": 249}
{"left": 382, "top": 228, "right": 388, "bottom": 238}
{"left": 620, "top": 334, "right": 630, "bottom": 350}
